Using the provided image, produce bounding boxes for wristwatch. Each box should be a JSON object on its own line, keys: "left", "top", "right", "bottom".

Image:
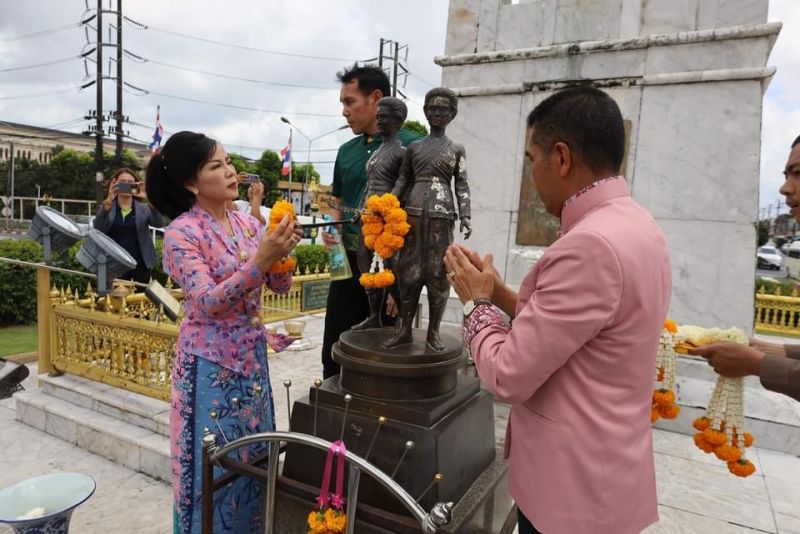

{"left": 463, "top": 298, "right": 492, "bottom": 317}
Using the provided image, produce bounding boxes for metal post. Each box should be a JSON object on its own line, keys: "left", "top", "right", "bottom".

{"left": 263, "top": 440, "right": 280, "bottom": 534}
{"left": 9, "top": 141, "right": 14, "bottom": 220}
{"left": 114, "top": 0, "right": 124, "bottom": 166}
{"left": 302, "top": 140, "right": 311, "bottom": 215}
{"left": 36, "top": 265, "right": 52, "bottom": 374}
{"left": 95, "top": 0, "right": 105, "bottom": 204}
{"left": 392, "top": 41, "right": 399, "bottom": 97}
{"left": 287, "top": 127, "right": 293, "bottom": 205}
{"left": 345, "top": 465, "right": 361, "bottom": 534}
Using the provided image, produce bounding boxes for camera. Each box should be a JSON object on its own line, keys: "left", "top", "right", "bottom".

{"left": 116, "top": 182, "right": 138, "bottom": 195}
{"left": 245, "top": 173, "right": 260, "bottom": 184}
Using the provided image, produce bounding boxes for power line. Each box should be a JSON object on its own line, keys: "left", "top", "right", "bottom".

{"left": 0, "top": 55, "right": 80, "bottom": 73}
{"left": 0, "top": 22, "right": 81, "bottom": 42}
{"left": 123, "top": 50, "right": 338, "bottom": 91}
{"left": 123, "top": 82, "right": 342, "bottom": 118}
{"left": 0, "top": 87, "right": 83, "bottom": 100}
{"left": 123, "top": 15, "right": 361, "bottom": 63}
{"left": 408, "top": 70, "right": 436, "bottom": 88}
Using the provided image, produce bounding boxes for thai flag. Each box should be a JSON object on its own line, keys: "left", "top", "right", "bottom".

{"left": 280, "top": 130, "right": 292, "bottom": 176}
{"left": 148, "top": 105, "right": 164, "bottom": 154}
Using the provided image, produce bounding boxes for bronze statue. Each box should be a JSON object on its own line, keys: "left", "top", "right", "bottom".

{"left": 351, "top": 97, "right": 408, "bottom": 330}
{"left": 385, "top": 87, "right": 471, "bottom": 351}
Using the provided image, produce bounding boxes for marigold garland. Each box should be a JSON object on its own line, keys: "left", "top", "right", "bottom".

{"left": 652, "top": 320, "right": 680, "bottom": 423}
{"left": 682, "top": 325, "right": 756, "bottom": 477}
{"left": 307, "top": 508, "right": 347, "bottom": 534}
{"left": 358, "top": 193, "right": 409, "bottom": 289}
{"left": 267, "top": 200, "right": 298, "bottom": 274}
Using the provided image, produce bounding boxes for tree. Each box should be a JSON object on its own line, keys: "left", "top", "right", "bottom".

{"left": 253, "top": 150, "right": 283, "bottom": 206}
{"left": 757, "top": 219, "right": 770, "bottom": 247}
{"left": 403, "top": 120, "right": 428, "bottom": 137}
{"left": 228, "top": 152, "right": 253, "bottom": 175}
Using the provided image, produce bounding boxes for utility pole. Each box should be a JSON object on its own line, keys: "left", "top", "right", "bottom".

{"left": 375, "top": 38, "right": 409, "bottom": 98}
{"left": 94, "top": 0, "right": 105, "bottom": 204}
{"left": 114, "top": 0, "right": 123, "bottom": 167}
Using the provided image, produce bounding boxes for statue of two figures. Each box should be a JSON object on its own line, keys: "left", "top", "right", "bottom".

{"left": 353, "top": 88, "right": 471, "bottom": 352}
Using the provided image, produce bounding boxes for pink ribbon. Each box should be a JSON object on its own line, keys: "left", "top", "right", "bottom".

{"left": 316, "top": 440, "right": 347, "bottom": 511}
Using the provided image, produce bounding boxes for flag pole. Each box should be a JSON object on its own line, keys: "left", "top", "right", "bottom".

{"left": 287, "top": 128, "right": 293, "bottom": 203}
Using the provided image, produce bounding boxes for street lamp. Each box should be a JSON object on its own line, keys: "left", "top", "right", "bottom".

{"left": 280, "top": 117, "right": 347, "bottom": 214}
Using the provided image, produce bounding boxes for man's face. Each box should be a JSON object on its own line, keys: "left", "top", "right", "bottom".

{"left": 424, "top": 97, "right": 454, "bottom": 129}
{"left": 780, "top": 144, "right": 800, "bottom": 221}
{"left": 526, "top": 133, "right": 564, "bottom": 218}
{"left": 376, "top": 105, "right": 400, "bottom": 137}
{"left": 340, "top": 80, "right": 379, "bottom": 135}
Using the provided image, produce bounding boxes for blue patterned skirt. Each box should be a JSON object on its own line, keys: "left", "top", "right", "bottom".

{"left": 171, "top": 342, "right": 276, "bottom": 534}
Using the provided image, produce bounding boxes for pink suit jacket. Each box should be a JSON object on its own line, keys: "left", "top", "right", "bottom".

{"left": 470, "top": 179, "right": 671, "bottom": 533}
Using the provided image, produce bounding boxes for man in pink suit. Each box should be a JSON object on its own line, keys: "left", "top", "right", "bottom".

{"left": 444, "top": 86, "right": 671, "bottom": 534}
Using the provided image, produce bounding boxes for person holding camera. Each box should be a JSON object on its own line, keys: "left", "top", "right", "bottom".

{"left": 93, "top": 167, "right": 165, "bottom": 284}
{"left": 231, "top": 172, "right": 269, "bottom": 225}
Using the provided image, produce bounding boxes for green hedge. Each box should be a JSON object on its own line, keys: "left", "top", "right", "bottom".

{"left": 756, "top": 277, "right": 800, "bottom": 296}
{"left": 293, "top": 244, "right": 329, "bottom": 275}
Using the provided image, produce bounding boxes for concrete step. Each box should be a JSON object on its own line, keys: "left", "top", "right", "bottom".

{"left": 14, "top": 384, "right": 171, "bottom": 483}
{"left": 654, "top": 358, "right": 800, "bottom": 455}
{"left": 39, "top": 373, "right": 170, "bottom": 437}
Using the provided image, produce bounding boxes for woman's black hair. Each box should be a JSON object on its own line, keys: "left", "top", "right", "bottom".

{"left": 146, "top": 131, "right": 217, "bottom": 219}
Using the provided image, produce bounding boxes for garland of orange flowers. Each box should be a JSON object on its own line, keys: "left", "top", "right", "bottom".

{"left": 307, "top": 508, "right": 346, "bottom": 534}
{"left": 359, "top": 193, "right": 409, "bottom": 289}
{"left": 683, "top": 325, "right": 756, "bottom": 478}
{"left": 652, "top": 319, "right": 681, "bottom": 423}
{"left": 267, "top": 200, "right": 298, "bottom": 274}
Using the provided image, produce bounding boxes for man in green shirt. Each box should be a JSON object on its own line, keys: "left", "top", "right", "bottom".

{"left": 321, "top": 63, "right": 422, "bottom": 378}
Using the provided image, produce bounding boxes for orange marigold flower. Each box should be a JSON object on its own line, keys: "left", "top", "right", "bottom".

{"left": 655, "top": 367, "right": 665, "bottom": 382}
{"left": 323, "top": 508, "right": 346, "bottom": 532}
{"left": 362, "top": 222, "right": 384, "bottom": 236}
{"left": 693, "top": 432, "right": 716, "bottom": 453}
{"left": 652, "top": 389, "right": 675, "bottom": 406}
{"left": 651, "top": 406, "right": 660, "bottom": 423}
{"left": 364, "top": 235, "right": 377, "bottom": 249}
{"left": 373, "top": 270, "right": 395, "bottom": 288}
{"left": 269, "top": 200, "right": 296, "bottom": 232}
{"left": 307, "top": 510, "right": 326, "bottom": 533}
{"left": 384, "top": 208, "right": 407, "bottom": 224}
{"left": 361, "top": 213, "right": 382, "bottom": 225}
{"left": 703, "top": 428, "right": 727, "bottom": 446}
{"left": 658, "top": 403, "right": 680, "bottom": 420}
{"left": 714, "top": 444, "right": 741, "bottom": 463}
{"left": 728, "top": 458, "right": 756, "bottom": 478}
{"left": 268, "top": 257, "right": 296, "bottom": 274}
{"left": 663, "top": 319, "right": 678, "bottom": 333}
{"left": 692, "top": 417, "right": 711, "bottom": 431}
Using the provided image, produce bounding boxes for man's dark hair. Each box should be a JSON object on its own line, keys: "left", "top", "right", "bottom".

{"left": 146, "top": 131, "right": 217, "bottom": 219}
{"left": 527, "top": 86, "right": 625, "bottom": 174}
{"left": 336, "top": 63, "right": 391, "bottom": 98}
{"left": 792, "top": 135, "right": 800, "bottom": 148}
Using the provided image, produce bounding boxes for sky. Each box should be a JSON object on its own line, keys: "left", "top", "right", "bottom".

{"left": 0, "top": 0, "right": 797, "bottom": 212}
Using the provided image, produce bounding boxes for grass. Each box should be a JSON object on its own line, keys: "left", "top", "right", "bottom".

{"left": 0, "top": 325, "right": 37, "bottom": 357}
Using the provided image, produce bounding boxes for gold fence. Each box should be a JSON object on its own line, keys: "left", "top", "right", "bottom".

{"left": 38, "top": 267, "right": 331, "bottom": 401}
{"left": 754, "top": 286, "right": 800, "bottom": 338}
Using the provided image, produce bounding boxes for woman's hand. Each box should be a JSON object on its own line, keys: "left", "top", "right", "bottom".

{"left": 134, "top": 181, "right": 148, "bottom": 202}
{"left": 103, "top": 178, "right": 118, "bottom": 211}
{"left": 248, "top": 181, "right": 264, "bottom": 204}
{"left": 254, "top": 215, "right": 302, "bottom": 272}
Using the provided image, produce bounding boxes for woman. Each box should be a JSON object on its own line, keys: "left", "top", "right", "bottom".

{"left": 146, "top": 131, "right": 302, "bottom": 533}
{"left": 94, "top": 167, "right": 165, "bottom": 284}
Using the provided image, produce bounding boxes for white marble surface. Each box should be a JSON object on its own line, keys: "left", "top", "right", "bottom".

{"left": 496, "top": 0, "right": 546, "bottom": 50}
{"left": 553, "top": 0, "right": 622, "bottom": 44}
{"left": 656, "top": 218, "right": 756, "bottom": 333}
{"left": 697, "top": 0, "right": 768, "bottom": 30}
{"left": 643, "top": 505, "right": 761, "bottom": 534}
{"left": 633, "top": 82, "right": 762, "bottom": 223}
{"left": 618, "top": 0, "right": 643, "bottom": 39}
{"left": 641, "top": 0, "right": 699, "bottom": 35}
{"left": 444, "top": 0, "right": 482, "bottom": 55}
{"left": 644, "top": 37, "right": 772, "bottom": 76}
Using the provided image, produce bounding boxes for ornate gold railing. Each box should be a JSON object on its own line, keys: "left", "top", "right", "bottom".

{"left": 754, "top": 286, "right": 800, "bottom": 338}
{"left": 36, "top": 266, "right": 331, "bottom": 401}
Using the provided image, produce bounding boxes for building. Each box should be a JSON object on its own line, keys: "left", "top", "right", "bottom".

{"left": 0, "top": 120, "right": 151, "bottom": 165}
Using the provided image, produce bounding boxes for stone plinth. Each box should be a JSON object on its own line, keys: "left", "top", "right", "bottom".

{"left": 281, "top": 329, "right": 496, "bottom": 517}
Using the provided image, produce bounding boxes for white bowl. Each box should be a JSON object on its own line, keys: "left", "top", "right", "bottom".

{"left": 0, "top": 472, "right": 96, "bottom": 531}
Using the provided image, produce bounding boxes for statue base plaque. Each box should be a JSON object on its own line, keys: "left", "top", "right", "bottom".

{"left": 281, "top": 328, "right": 496, "bottom": 517}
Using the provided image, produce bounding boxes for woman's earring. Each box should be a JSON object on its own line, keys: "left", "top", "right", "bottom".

{"left": 187, "top": 186, "right": 199, "bottom": 195}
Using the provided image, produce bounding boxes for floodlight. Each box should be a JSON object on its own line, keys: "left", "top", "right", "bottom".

{"left": 27, "top": 206, "right": 86, "bottom": 264}
{"left": 76, "top": 230, "right": 136, "bottom": 295}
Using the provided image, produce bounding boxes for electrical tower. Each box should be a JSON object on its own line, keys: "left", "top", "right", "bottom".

{"left": 375, "top": 38, "right": 409, "bottom": 99}
{"left": 81, "top": 0, "right": 129, "bottom": 203}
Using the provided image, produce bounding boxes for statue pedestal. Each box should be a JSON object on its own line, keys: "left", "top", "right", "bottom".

{"left": 281, "top": 328, "right": 498, "bottom": 521}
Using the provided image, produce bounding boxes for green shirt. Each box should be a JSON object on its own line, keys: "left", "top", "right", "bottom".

{"left": 332, "top": 128, "right": 422, "bottom": 250}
